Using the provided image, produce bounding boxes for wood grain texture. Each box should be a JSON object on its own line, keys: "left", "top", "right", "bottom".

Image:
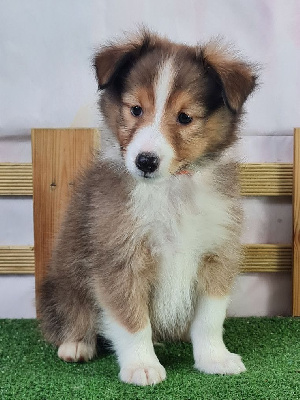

{"left": 293, "top": 128, "right": 300, "bottom": 316}
{"left": 240, "top": 163, "right": 293, "bottom": 196}
{"left": 0, "top": 163, "right": 33, "bottom": 195}
{"left": 0, "top": 246, "right": 35, "bottom": 274}
{"left": 243, "top": 244, "right": 292, "bottom": 272}
{"left": 31, "top": 128, "right": 98, "bottom": 306}
{"left": 0, "top": 162, "right": 294, "bottom": 197}
{"left": 0, "top": 244, "right": 292, "bottom": 275}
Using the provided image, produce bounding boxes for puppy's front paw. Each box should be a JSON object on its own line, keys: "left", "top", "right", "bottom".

{"left": 195, "top": 350, "right": 246, "bottom": 375}
{"left": 120, "top": 363, "right": 166, "bottom": 386}
{"left": 58, "top": 341, "right": 95, "bottom": 363}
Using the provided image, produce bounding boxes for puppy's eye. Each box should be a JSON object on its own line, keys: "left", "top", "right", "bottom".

{"left": 130, "top": 106, "right": 143, "bottom": 117}
{"left": 178, "top": 112, "right": 192, "bottom": 125}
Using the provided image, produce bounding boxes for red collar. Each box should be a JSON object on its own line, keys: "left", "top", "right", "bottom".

{"left": 176, "top": 169, "right": 193, "bottom": 176}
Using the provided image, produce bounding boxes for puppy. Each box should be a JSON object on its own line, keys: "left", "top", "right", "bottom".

{"left": 38, "top": 30, "right": 257, "bottom": 386}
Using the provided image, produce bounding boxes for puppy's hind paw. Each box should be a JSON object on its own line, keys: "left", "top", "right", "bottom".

{"left": 58, "top": 341, "right": 95, "bottom": 363}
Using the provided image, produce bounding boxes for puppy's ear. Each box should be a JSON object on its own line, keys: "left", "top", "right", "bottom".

{"left": 93, "top": 30, "right": 155, "bottom": 91}
{"left": 199, "top": 41, "right": 257, "bottom": 113}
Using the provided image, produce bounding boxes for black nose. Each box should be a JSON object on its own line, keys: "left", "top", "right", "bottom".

{"left": 135, "top": 152, "right": 160, "bottom": 173}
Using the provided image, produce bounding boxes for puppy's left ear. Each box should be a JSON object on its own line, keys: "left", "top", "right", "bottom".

{"left": 199, "top": 42, "right": 258, "bottom": 113}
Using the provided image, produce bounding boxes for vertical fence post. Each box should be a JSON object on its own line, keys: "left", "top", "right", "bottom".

{"left": 31, "top": 128, "right": 98, "bottom": 315}
{"left": 293, "top": 128, "right": 300, "bottom": 316}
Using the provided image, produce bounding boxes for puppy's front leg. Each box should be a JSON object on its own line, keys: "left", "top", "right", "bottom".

{"left": 190, "top": 295, "right": 246, "bottom": 375}
{"left": 103, "top": 313, "right": 166, "bottom": 386}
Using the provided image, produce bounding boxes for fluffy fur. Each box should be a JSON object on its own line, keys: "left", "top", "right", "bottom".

{"left": 38, "top": 30, "right": 257, "bottom": 385}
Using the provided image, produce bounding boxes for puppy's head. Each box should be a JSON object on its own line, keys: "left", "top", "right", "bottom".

{"left": 93, "top": 30, "right": 257, "bottom": 180}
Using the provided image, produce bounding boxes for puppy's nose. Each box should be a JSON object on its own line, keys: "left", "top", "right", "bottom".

{"left": 135, "top": 152, "right": 160, "bottom": 173}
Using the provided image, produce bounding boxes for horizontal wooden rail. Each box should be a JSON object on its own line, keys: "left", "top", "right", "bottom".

{"left": 239, "top": 163, "right": 293, "bottom": 196}
{"left": 0, "top": 162, "right": 293, "bottom": 196}
{"left": 0, "top": 163, "right": 33, "bottom": 195}
{"left": 0, "top": 245, "right": 292, "bottom": 274}
{"left": 0, "top": 246, "right": 35, "bottom": 274}
{"left": 243, "top": 244, "right": 292, "bottom": 272}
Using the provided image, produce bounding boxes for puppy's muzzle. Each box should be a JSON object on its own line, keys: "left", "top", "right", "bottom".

{"left": 135, "top": 152, "right": 160, "bottom": 174}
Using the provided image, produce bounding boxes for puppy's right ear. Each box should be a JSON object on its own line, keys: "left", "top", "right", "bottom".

{"left": 93, "top": 31, "right": 155, "bottom": 91}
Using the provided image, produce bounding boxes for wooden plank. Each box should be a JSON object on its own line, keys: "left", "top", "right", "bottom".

{"left": 0, "top": 246, "right": 35, "bottom": 274}
{"left": 242, "top": 244, "right": 292, "bottom": 272}
{"left": 0, "top": 244, "right": 292, "bottom": 275}
{"left": 0, "top": 162, "right": 294, "bottom": 197}
{"left": 31, "top": 128, "right": 98, "bottom": 305}
{"left": 240, "top": 163, "right": 293, "bottom": 196}
{"left": 0, "top": 163, "right": 33, "bottom": 195}
{"left": 293, "top": 128, "right": 300, "bottom": 316}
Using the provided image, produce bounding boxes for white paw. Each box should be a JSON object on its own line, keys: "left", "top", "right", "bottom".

{"left": 58, "top": 341, "right": 95, "bottom": 363}
{"left": 120, "top": 363, "right": 166, "bottom": 386}
{"left": 195, "top": 351, "right": 246, "bottom": 375}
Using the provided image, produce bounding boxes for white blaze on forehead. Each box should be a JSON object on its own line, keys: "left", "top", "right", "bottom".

{"left": 153, "top": 58, "right": 175, "bottom": 126}
{"left": 125, "top": 57, "right": 176, "bottom": 178}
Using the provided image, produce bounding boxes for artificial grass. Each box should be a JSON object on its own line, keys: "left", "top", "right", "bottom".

{"left": 0, "top": 318, "right": 299, "bottom": 400}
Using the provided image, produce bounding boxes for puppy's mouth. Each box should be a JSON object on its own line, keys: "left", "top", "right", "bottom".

{"left": 141, "top": 171, "right": 156, "bottom": 179}
{"left": 135, "top": 169, "right": 161, "bottom": 181}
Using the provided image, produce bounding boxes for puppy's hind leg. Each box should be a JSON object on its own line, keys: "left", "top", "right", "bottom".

{"left": 38, "top": 276, "right": 98, "bottom": 363}
{"left": 58, "top": 339, "right": 96, "bottom": 363}
{"left": 57, "top": 310, "right": 97, "bottom": 363}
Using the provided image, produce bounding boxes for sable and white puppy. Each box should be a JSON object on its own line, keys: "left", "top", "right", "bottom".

{"left": 39, "top": 31, "right": 257, "bottom": 386}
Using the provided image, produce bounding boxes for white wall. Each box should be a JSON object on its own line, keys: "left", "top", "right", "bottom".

{"left": 1, "top": 0, "right": 299, "bottom": 318}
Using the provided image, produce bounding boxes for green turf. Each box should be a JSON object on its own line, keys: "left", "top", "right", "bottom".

{"left": 0, "top": 318, "right": 299, "bottom": 400}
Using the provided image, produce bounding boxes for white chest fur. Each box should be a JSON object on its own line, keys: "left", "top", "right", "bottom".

{"left": 130, "top": 171, "right": 233, "bottom": 334}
